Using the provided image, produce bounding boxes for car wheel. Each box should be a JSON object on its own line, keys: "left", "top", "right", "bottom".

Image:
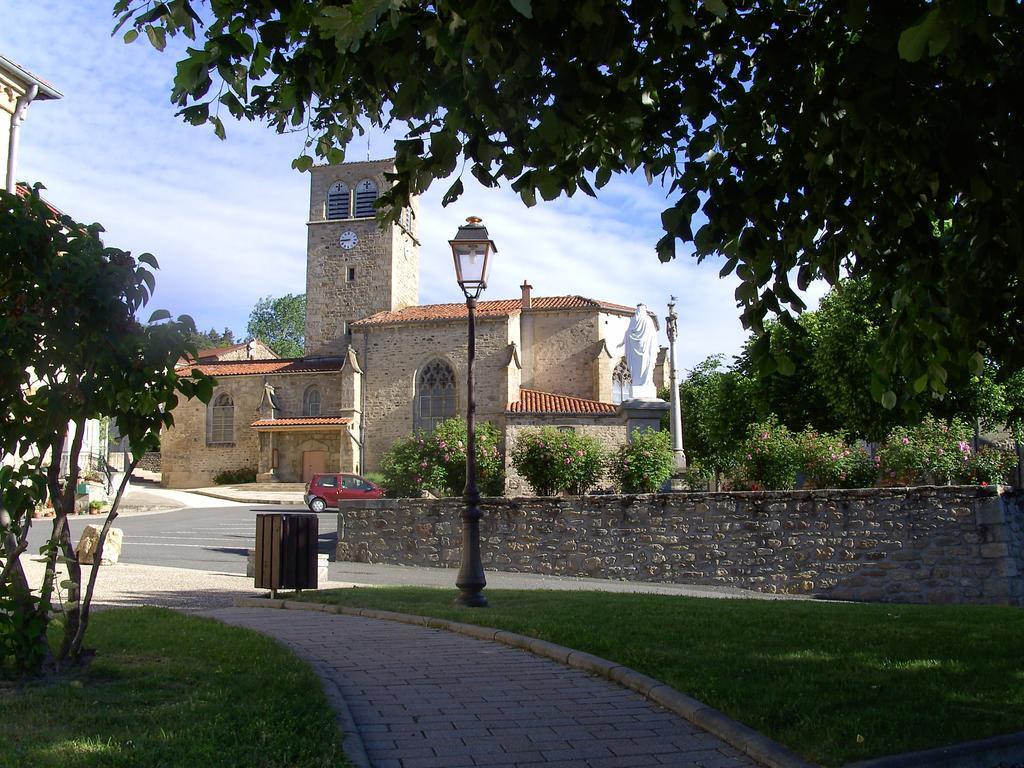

{"left": 309, "top": 497, "right": 327, "bottom": 513}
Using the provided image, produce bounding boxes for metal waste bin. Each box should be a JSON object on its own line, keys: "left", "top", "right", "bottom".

{"left": 254, "top": 513, "right": 318, "bottom": 597}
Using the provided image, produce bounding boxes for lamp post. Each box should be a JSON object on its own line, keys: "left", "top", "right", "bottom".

{"left": 666, "top": 297, "right": 686, "bottom": 470}
{"left": 449, "top": 216, "right": 496, "bottom": 607}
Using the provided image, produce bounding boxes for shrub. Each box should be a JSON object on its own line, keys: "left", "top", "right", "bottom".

{"left": 962, "top": 445, "right": 1017, "bottom": 486}
{"left": 735, "top": 416, "right": 801, "bottom": 490}
{"left": 213, "top": 468, "right": 257, "bottom": 485}
{"left": 610, "top": 429, "right": 675, "bottom": 493}
{"left": 510, "top": 427, "right": 605, "bottom": 496}
{"left": 378, "top": 418, "right": 504, "bottom": 498}
{"left": 878, "top": 416, "right": 973, "bottom": 485}
{"left": 798, "top": 430, "right": 877, "bottom": 489}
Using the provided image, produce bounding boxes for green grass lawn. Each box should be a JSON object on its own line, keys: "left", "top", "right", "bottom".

{"left": 0, "top": 607, "right": 347, "bottom": 768}
{"left": 296, "top": 586, "right": 1024, "bottom": 767}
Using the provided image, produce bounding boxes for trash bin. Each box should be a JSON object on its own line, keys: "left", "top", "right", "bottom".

{"left": 254, "top": 513, "right": 319, "bottom": 598}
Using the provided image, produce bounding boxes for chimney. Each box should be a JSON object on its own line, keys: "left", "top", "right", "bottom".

{"left": 521, "top": 280, "right": 533, "bottom": 311}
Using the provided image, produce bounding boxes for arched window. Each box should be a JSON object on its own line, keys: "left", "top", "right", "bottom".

{"left": 612, "top": 357, "right": 632, "bottom": 405}
{"left": 414, "top": 360, "right": 456, "bottom": 432}
{"left": 208, "top": 393, "right": 234, "bottom": 444}
{"left": 353, "top": 178, "right": 378, "bottom": 218}
{"left": 303, "top": 386, "right": 322, "bottom": 417}
{"left": 326, "top": 182, "right": 350, "bottom": 220}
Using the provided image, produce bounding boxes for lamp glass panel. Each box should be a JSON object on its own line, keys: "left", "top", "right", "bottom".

{"left": 455, "top": 243, "right": 489, "bottom": 284}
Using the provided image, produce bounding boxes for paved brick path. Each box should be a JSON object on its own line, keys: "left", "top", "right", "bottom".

{"left": 205, "top": 607, "right": 759, "bottom": 768}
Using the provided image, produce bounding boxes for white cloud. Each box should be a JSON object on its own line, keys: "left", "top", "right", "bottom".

{"left": 3, "top": 0, "right": 826, "bottom": 368}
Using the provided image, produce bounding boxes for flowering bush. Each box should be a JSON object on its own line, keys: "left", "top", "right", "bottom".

{"left": 798, "top": 430, "right": 877, "bottom": 489}
{"left": 962, "top": 445, "right": 1017, "bottom": 486}
{"left": 878, "top": 416, "right": 973, "bottom": 485}
{"left": 734, "top": 416, "right": 801, "bottom": 490}
{"left": 510, "top": 427, "right": 605, "bottom": 496}
{"left": 379, "top": 418, "right": 503, "bottom": 498}
{"left": 609, "top": 429, "right": 675, "bottom": 493}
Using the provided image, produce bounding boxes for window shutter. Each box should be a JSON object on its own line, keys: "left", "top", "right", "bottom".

{"left": 354, "top": 179, "right": 378, "bottom": 218}
{"left": 327, "top": 182, "right": 350, "bottom": 219}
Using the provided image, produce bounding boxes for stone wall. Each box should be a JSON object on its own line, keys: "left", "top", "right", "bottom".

{"left": 162, "top": 370, "right": 348, "bottom": 487}
{"left": 336, "top": 486, "right": 1023, "bottom": 605}
{"left": 356, "top": 317, "right": 517, "bottom": 471}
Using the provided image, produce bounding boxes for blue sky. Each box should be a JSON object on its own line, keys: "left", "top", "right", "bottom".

{"left": 3, "top": 0, "right": 824, "bottom": 371}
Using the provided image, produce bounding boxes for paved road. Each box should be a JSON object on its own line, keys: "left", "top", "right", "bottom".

{"left": 25, "top": 504, "right": 322, "bottom": 573}
{"left": 208, "top": 607, "right": 759, "bottom": 768}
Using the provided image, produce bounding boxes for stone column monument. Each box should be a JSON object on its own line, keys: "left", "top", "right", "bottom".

{"left": 666, "top": 298, "right": 687, "bottom": 470}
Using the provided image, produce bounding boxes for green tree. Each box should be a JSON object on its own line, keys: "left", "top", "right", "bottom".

{"left": 185, "top": 326, "right": 236, "bottom": 350}
{"left": 247, "top": 294, "right": 305, "bottom": 358}
{"left": 0, "top": 186, "right": 213, "bottom": 676}
{"left": 738, "top": 316, "right": 836, "bottom": 435}
{"left": 117, "top": 0, "right": 1024, "bottom": 405}
{"left": 679, "top": 355, "right": 763, "bottom": 481}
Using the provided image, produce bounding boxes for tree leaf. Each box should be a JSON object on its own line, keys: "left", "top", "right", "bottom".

{"left": 441, "top": 178, "right": 464, "bottom": 207}
{"left": 702, "top": 0, "right": 727, "bottom": 18}
{"left": 898, "top": 9, "right": 940, "bottom": 63}
{"left": 508, "top": 0, "right": 533, "bottom": 18}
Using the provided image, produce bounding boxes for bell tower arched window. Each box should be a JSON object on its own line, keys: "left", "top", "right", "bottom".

{"left": 353, "top": 178, "right": 378, "bottom": 218}
{"left": 208, "top": 393, "right": 234, "bottom": 444}
{"left": 612, "top": 358, "right": 632, "bottom": 405}
{"left": 303, "top": 386, "right": 322, "bottom": 417}
{"left": 414, "top": 360, "right": 456, "bottom": 432}
{"left": 326, "top": 182, "right": 350, "bottom": 220}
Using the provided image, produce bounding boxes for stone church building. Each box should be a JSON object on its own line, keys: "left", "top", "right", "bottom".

{"left": 161, "top": 159, "right": 667, "bottom": 492}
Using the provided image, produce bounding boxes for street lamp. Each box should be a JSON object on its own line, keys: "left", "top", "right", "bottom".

{"left": 449, "top": 216, "right": 497, "bottom": 607}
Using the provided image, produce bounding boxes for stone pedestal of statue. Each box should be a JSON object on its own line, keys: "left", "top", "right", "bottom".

{"left": 617, "top": 398, "right": 670, "bottom": 439}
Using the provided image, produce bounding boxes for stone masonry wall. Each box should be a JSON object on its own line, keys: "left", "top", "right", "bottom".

{"left": 522, "top": 311, "right": 601, "bottom": 401}
{"left": 337, "top": 486, "right": 1023, "bottom": 605}
{"left": 304, "top": 160, "right": 418, "bottom": 357}
{"left": 161, "top": 370, "right": 347, "bottom": 487}
{"left": 357, "top": 317, "right": 515, "bottom": 472}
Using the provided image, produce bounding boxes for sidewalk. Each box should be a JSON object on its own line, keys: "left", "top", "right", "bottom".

{"left": 186, "top": 482, "right": 306, "bottom": 505}
{"left": 205, "top": 606, "right": 764, "bottom": 768}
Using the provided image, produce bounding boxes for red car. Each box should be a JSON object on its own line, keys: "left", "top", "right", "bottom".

{"left": 304, "top": 473, "right": 384, "bottom": 512}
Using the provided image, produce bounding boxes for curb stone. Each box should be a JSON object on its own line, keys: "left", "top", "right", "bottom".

{"left": 232, "top": 596, "right": 815, "bottom": 768}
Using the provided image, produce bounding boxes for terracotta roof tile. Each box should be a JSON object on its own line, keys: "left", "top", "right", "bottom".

{"left": 178, "top": 359, "right": 344, "bottom": 376}
{"left": 352, "top": 295, "right": 636, "bottom": 327}
{"left": 509, "top": 389, "right": 618, "bottom": 415}
{"left": 251, "top": 417, "right": 351, "bottom": 427}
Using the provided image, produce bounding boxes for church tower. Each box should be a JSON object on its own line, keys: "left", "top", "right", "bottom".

{"left": 304, "top": 158, "right": 419, "bottom": 357}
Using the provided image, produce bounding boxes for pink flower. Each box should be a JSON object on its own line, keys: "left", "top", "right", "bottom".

{"left": 902, "top": 437, "right": 910, "bottom": 445}
{"left": 564, "top": 457, "right": 572, "bottom": 464}
{"left": 420, "top": 460, "right": 427, "bottom": 467}
{"left": 444, "top": 454, "right": 450, "bottom": 461}
{"left": 746, "top": 453, "right": 753, "bottom": 460}
{"left": 761, "top": 432, "right": 769, "bottom": 440}
{"left": 937, "top": 448, "right": 944, "bottom": 456}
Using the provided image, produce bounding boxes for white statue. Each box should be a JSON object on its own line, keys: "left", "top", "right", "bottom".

{"left": 620, "top": 304, "right": 659, "bottom": 400}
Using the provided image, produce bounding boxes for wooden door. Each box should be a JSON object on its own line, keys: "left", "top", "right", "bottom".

{"left": 302, "top": 451, "right": 326, "bottom": 483}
